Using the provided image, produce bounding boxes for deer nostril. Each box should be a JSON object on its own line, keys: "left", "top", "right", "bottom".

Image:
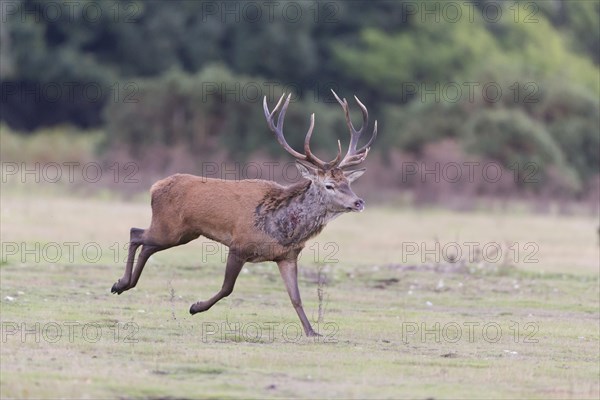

{"left": 355, "top": 199, "right": 364, "bottom": 208}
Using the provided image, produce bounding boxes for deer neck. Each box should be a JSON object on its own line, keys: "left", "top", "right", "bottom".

{"left": 255, "top": 179, "right": 338, "bottom": 247}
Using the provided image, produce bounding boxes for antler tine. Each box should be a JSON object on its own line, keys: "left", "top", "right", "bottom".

{"left": 337, "top": 146, "right": 371, "bottom": 169}
{"left": 331, "top": 89, "right": 377, "bottom": 169}
{"left": 352, "top": 95, "right": 375, "bottom": 152}
{"left": 277, "top": 93, "right": 291, "bottom": 131}
{"left": 328, "top": 140, "right": 343, "bottom": 168}
{"left": 263, "top": 94, "right": 306, "bottom": 161}
{"left": 354, "top": 118, "right": 377, "bottom": 156}
{"left": 263, "top": 93, "right": 284, "bottom": 138}
{"left": 341, "top": 122, "right": 377, "bottom": 168}
{"left": 302, "top": 113, "right": 323, "bottom": 168}
{"left": 263, "top": 93, "right": 286, "bottom": 131}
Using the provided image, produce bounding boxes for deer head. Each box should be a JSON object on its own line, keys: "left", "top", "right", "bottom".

{"left": 263, "top": 90, "right": 377, "bottom": 213}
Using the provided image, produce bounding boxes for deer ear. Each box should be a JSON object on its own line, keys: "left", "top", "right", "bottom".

{"left": 296, "top": 161, "right": 317, "bottom": 179}
{"left": 344, "top": 168, "right": 366, "bottom": 183}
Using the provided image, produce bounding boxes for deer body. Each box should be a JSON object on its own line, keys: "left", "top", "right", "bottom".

{"left": 112, "top": 91, "right": 377, "bottom": 336}
{"left": 146, "top": 173, "right": 338, "bottom": 262}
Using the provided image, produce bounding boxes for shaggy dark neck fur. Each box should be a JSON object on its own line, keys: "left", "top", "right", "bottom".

{"left": 255, "top": 179, "right": 337, "bottom": 247}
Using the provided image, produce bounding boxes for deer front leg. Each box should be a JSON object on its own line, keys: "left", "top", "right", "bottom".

{"left": 277, "top": 258, "right": 319, "bottom": 337}
{"left": 190, "top": 251, "right": 245, "bottom": 314}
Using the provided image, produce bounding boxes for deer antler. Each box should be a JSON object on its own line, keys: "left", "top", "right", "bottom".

{"left": 330, "top": 89, "right": 378, "bottom": 169}
{"left": 263, "top": 94, "right": 342, "bottom": 170}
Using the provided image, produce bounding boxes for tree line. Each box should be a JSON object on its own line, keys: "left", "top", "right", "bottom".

{"left": 1, "top": 0, "right": 598, "bottom": 196}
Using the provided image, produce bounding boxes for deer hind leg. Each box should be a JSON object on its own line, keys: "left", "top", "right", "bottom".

{"left": 112, "top": 242, "right": 165, "bottom": 294}
{"left": 127, "top": 243, "right": 165, "bottom": 289}
{"left": 111, "top": 228, "right": 145, "bottom": 294}
{"left": 112, "top": 224, "right": 172, "bottom": 292}
{"left": 277, "top": 259, "right": 319, "bottom": 337}
{"left": 189, "top": 251, "right": 245, "bottom": 314}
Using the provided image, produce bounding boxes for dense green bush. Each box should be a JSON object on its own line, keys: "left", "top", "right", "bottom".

{"left": 463, "top": 108, "right": 579, "bottom": 191}
{"left": 531, "top": 83, "right": 599, "bottom": 174}
{"left": 381, "top": 76, "right": 596, "bottom": 192}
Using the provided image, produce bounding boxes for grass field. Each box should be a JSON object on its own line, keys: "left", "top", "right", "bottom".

{"left": 1, "top": 189, "right": 599, "bottom": 399}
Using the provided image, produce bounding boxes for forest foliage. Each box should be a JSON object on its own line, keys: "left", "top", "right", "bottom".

{"left": 1, "top": 0, "right": 598, "bottom": 196}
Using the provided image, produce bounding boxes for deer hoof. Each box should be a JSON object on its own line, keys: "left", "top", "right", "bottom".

{"left": 306, "top": 330, "right": 322, "bottom": 337}
{"left": 111, "top": 280, "right": 128, "bottom": 295}
{"left": 189, "top": 301, "right": 210, "bottom": 314}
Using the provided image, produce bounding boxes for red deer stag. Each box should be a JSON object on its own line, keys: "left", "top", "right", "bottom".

{"left": 111, "top": 90, "right": 377, "bottom": 336}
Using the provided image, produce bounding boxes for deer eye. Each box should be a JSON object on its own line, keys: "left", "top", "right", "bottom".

{"left": 325, "top": 183, "right": 335, "bottom": 190}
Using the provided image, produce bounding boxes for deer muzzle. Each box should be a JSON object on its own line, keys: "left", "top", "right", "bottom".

{"left": 348, "top": 198, "right": 365, "bottom": 212}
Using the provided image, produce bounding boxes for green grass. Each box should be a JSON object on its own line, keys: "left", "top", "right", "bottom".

{"left": 1, "top": 192, "right": 599, "bottom": 399}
